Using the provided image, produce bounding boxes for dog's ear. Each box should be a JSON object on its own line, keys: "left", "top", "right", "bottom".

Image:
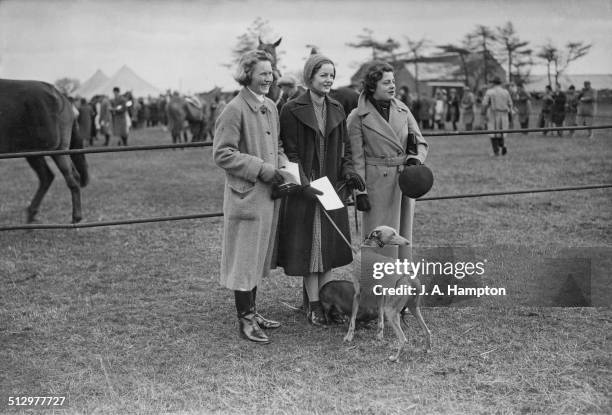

{"left": 367, "top": 230, "right": 382, "bottom": 241}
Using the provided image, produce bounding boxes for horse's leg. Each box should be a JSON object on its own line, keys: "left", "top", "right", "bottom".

{"left": 25, "top": 156, "right": 54, "bottom": 223}
{"left": 51, "top": 154, "right": 82, "bottom": 223}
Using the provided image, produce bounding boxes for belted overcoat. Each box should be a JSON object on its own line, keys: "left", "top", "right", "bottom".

{"left": 347, "top": 94, "right": 428, "bottom": 259}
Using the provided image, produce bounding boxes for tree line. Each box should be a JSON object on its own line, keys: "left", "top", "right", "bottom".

{"left": 226, "top": 19, "right": 592, "bottom": 92}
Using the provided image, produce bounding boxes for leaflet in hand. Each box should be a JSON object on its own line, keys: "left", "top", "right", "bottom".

{"left": 279, "top": 161, "right": 301, "bottom": 185}
{"left": 310, "top": 176, "right": 344, "bottom": 211}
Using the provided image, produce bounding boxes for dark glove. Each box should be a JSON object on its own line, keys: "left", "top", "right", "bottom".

{"left": 404, "top": 158, "right": 422, "bottom": 166}
{"left": 355, "top": 194, "right": 371, "bottom": 212}
{"left": 344, "top": 172, "right": 366, "bottom": 192}
{"left": 302, "top": 185, "right": 323, "bottom": 200}
{"left": 271, "top": 183, "right": 301, "bottom": 200}
{"left": 259, "top": 167, "right": 285, "bottom": 186}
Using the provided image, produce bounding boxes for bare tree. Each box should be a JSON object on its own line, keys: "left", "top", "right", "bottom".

{"left": 556, "top": 41, "right": 592, "bottom": 83}
{"left": 54, "top": 77, "right": 80, "bottom": 96}
{"left": 466, "top": 25, "right": 496, "bottom": 84}
{"left": 495, "top": 21, "right": 531, "bottom": 83}
{"left": 404, "top": 36, "right": 430, "bottom": 95}
{"left": 347, "top": 28, "right": 400, "bottom": 61}
{"left": 537, "top": 41, "right": 558, "bottom": 86}
{"left": 537, "top": 40, "right": 591, "bottom": 86}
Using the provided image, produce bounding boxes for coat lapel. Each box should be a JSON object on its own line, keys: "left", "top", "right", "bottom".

{"left": 290, "top": 91, "right": 345, "bottom": 138}
{"left": 289, "top": 91, "right": 320, "bottom": 134}
{"left": 325, "top": 98, "right": 344, "bottom": 137}
{"left": 357, "top": 94, "right": 405, "bottom": 152}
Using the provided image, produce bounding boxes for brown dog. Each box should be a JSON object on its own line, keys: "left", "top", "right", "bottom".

{"left": 320, "top": 226, "right": 432, "bottom": 361}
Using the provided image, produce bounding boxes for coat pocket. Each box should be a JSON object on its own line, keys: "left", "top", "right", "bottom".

{"left": 227, "top": 174, "right": 256, "bottom": 198}
{"left": 225, "top": 175, "right": 259, "bottom": 220}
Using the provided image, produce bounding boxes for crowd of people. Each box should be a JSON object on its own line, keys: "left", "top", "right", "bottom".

{"left": 392, "top": 80, "right": 597, "bottom": 139}
{"left": 71, "top": 88, "right": 229, "bottom": 146}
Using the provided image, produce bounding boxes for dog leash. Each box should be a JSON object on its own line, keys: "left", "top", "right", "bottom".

{"left": 335, "top": 182, "right": 360, "bottom": 235}
{"left": 320, "top": 206, "right": 359, "bottom": 256}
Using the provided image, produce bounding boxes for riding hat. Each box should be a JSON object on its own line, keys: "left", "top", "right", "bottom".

{"left": 398, "top": 164, "right": 434, "bottom": 199}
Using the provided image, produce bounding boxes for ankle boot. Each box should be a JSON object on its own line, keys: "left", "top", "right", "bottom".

{"left": 308, "top": 301, "right": 328, "bottom": 327}
{"left": 238, "top": 312, "right": 270, "bottom": 344}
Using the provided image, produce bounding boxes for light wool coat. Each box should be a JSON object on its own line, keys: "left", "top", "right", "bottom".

{"left": 347, "top": 94, "right": 428, "bottom": 260}
{"left": 213, "top": 88, "right": 287, "bottom": 290}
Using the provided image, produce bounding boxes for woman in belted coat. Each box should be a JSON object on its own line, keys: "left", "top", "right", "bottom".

{"left": 277, "top": 54, "right": 365, "bottom": 326}
{"left": 347, "top": 61, "right": 428, "bottom": 261}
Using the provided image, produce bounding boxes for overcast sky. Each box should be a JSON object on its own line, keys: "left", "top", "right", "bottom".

{"left": 1, "top": 0, "right": 610, "bottom": 93}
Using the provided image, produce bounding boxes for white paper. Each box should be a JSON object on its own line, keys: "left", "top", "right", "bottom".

{"left": 310, "top": 176, "right": 344, "bottom": 211}
{"left": 279, "top": 161, "right": 301, "bottom": 185}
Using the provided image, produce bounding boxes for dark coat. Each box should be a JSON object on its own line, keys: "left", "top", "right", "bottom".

{"left": 277, "top": 91, "right": 356, "bottom": 276}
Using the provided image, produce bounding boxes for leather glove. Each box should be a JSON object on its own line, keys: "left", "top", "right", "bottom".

{"left": 355, "top": 194, "right": 371, "bottom": 212}
{"left": 271, "top": 183, "right": 302, "bottom": 200}
{"left": 258, "top": 165, "right": 285, "bottom": 186}
{"left": 302, "top": 185, "right": 323, "bottom": 200}
{"left": 344, "top": 172, "right": 366, "bottom": 192}
{"left": 404, "top": 158, "right": 422, "bottom": 166}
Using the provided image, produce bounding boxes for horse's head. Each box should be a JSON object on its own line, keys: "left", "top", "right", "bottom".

{"left": 258, "top": 37, "right": 282, "bottom": 68}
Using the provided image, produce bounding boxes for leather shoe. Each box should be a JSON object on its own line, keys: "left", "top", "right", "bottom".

{"left": 307, "top": 303, "right": 328, "bottom": 327}
{"left": 238, "top": 314, "right": 270, "bottom": 344}
{"left": 253, "top": 312, "right": 281, "bottom": 329}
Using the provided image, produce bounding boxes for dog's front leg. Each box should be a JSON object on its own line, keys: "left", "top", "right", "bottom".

{"left": 343, "top": 281, "right": 360, "bottom": 342}
{"left": 376, "top": 297, "right": 385, "bottom": 341}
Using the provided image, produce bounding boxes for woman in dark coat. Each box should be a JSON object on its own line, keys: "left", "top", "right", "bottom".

{"left": 277, "top": 54, "right": 365, "bottom": 326}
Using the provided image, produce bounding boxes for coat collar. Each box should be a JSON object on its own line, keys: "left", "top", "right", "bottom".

{"left": 290, "top": 90, "right": 345, "bottom": 136}
{"left": 356, "top": 93, "right": 408, "bottom": 152}
{"left": 239, "top": 87, "right": 273, "bottom": 113}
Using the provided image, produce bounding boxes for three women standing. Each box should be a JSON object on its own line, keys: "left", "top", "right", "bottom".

{"left": 276, "top": 54, "right": 365, "bottom": 326}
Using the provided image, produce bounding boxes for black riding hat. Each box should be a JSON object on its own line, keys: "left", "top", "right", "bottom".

{"left": 398, "top": 164, "right": 434, "bottom": 198}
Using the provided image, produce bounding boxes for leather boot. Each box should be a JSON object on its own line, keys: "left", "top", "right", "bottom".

{"left": 253, "top": 312, "right": 281, "bottom": 329}
{"left": 238, "top": 313, "right": 270, "bottom": 344}
{"left": 308, "top": 301, "right": 328, "bottom": 327}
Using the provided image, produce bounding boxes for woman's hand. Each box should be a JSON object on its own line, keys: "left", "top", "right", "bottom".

{"left": 258, "top": 164, "right": 285, "bottom": 186}
{"left": 344, "top": 172, "right": 366, "bottom": 192}
{"left": 355, "top": 194, "right": 371, "bottom": 212}
{"left": 302, "top": 185, "right": 324, "bottom": 200}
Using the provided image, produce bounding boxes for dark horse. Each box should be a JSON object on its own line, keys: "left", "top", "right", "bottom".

{"left": 257, "top": 37, "right": 282, "bottom": 103}
{"left": 0, "top": 79, "right": 89, "bottom": 223}
{"left": 166, "top": 94, "right": 208, "bottom": 143}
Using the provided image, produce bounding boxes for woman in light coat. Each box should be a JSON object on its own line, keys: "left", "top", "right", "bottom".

{"left": 213, "top": 50, "right": 288, "bottom": 344}
{"left": 347, "top": 61, "right": 428, "bottom": 261}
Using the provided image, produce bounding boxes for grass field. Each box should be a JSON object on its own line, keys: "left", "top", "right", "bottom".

{"left": 1, "top": 124, "right": 611, "bottom": 414}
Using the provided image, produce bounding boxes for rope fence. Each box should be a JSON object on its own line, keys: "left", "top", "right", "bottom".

{"left": 1, "top": 123, "right": 611, "bottom": 231}
{"left": 1, "top": 124, "right": 610, "bottom": 159}
{"left": 1, "top": 184, "right": 610, "bottom": 231}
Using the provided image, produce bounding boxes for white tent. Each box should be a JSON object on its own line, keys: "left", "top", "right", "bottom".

{"left": 86, "top": 65, "right": 161, "bottom": 98}
{"left": 73, "top": 69, "right": 109, "bottom": 98}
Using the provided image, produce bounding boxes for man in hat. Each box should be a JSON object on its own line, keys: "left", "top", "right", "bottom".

{"left": 275, "top": 75, "right": 305, "bottom": 113}
{"left": 482, "top": 76, "right": 513, "bottom": 156}
{"left": 110, "top": 86, "right": 130, "bottom": 146}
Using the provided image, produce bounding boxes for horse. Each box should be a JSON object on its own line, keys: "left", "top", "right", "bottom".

{"left": 183, "top": 95, "right": 208, "bottom": 142}
{"left": 0, "top": 79, "right": 89, "bottom": 223}
{"left": 257, "top": 37, "right": 282, "bottom": 103}
{"left": 166, "top": 93, "right": 189, "bottom": 144}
